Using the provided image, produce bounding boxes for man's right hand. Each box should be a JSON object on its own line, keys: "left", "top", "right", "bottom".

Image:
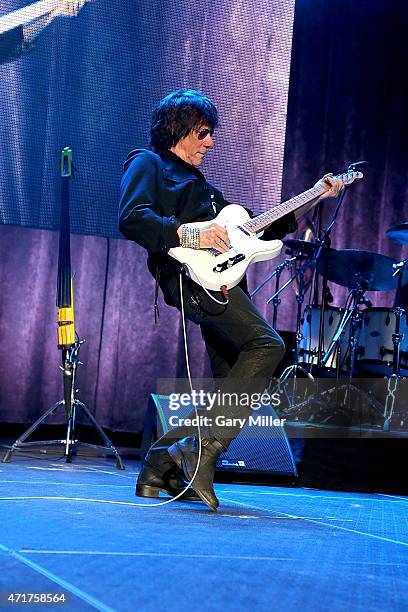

{"left": 199, "top": 223, "right": 230, "bottom": 252}
{"left": 177, "top": 223, "right": 230, "bottom": 252}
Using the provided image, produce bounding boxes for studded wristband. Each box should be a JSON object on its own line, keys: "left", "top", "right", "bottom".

{"left": 180, "top": 225, "right": 200, "bottom": 249}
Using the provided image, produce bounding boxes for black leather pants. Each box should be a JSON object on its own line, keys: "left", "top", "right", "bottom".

{"left": 149, "top": 276, "right": 285, "bottom": 450}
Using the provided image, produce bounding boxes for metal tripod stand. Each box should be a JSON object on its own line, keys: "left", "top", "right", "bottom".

{"left": 3, "top": 339, "right": 124, "bottom": 469}
{"left": 2, "top": 147, "right": 124, "bottom": 469}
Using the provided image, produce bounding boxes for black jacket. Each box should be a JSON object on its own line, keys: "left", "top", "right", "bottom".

{"left": 119, "top": 148, "right": 296, "bottom": 304}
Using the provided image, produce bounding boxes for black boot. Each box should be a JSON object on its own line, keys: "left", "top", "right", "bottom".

{"left": 136, "top": 447, "right": 200, "bottom": 501}
{"left": 167, "top": 436, "right": 225, "bottom": 512}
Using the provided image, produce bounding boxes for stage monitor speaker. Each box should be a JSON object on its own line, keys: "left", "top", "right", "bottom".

{"left": 141, "top": 394, "right": 297, "bottom": 477}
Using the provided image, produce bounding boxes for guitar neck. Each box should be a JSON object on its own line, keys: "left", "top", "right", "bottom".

{"left": 1, "top": 1, "right": 62, "bottom": 35}
{"left": 241, "top": 182, "right": 327, "bottom": 235}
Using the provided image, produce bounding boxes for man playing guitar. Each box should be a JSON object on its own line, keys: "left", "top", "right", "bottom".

{"left": 119, "top": 89, "right": 345, "bottom": 511}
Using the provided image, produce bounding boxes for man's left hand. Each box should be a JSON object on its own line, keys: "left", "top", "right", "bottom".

{"left": 316, "top": 173, "right": 344, "bottom": 199}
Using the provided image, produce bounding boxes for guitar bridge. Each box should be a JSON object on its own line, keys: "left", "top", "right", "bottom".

{"left": 213, "top": 253, "right": 245, "bottom": 273}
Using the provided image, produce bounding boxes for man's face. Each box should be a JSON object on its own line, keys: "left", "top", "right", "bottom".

{"left": 172, "top": 125, "right": 214, "bottom": 167}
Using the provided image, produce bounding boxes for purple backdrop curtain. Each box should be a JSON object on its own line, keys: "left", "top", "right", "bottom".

{"left": 1, "top": 0, "right": 407, "bottom": 433}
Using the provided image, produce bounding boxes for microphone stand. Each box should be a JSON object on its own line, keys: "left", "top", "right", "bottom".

{"left": 312, "top": 164, "right": 362, "bottom": 372}
{"left": 311, "top": 200, "right": 324, "bottom": 305}
{"left": 253, "top": 257, "right": 297, "bottom": 329}
{"left": 250, "top": 256, "right": 296, "bottom": 298}
{"left": 272, "top": 260, "right": 287, "bottom": 329}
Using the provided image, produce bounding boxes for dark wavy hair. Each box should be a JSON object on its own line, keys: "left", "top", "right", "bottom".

{"left": 150, "top": 89, "right": 218, "bottom": 152}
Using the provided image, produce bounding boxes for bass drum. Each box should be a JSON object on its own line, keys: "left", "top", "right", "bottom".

{"left": 355, "top": 307, "right": 408, "bottom": 375}
{"left": 298, "top": 305, "right": 351, "bottom": 372}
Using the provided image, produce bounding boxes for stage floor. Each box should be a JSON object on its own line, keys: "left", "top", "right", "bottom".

{"left": 0, "top": 456, "right": 407, "bottom": 612}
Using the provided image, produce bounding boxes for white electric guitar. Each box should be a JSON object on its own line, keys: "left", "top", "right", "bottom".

{"left": 169, "top": 171, "right": 363, "bottom": 291}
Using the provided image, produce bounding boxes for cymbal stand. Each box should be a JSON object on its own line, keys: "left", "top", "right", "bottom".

{"left": 271, "top": 265, "right": 283, "bottom": 329}
{"left": 321, "top": 278, "right": 389, "bottom": 428}
{"left": 347, "top": 282, "right": 366, "bottom": 379}
{"left": 273, "top": 258, "right": 296, "bottom": 328}
{"left": 278, "top": 163, "right": 368, "bottom": 419}
{"left": 311, "top": 161, "right": 367, "bottom": 372}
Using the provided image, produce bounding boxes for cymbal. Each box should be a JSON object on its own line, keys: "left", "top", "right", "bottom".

{"left": 317, "top": 249, "right": 398, "bottom": 291}
{"left": 283, "top": 239, "right": 319, "bottom": 258}
{"left": 386, "top": 222, "right": 408, "bottom": 245}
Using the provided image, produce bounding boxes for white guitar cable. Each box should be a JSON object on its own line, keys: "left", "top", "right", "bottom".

{"left": 181, "top": 260, "right": 230, "bottom": 306}
{"left": 130, "top": 272, "right": 203, "bottom": 507}
{"left": 195, "top": 276, "right": 229, "bottom": 305}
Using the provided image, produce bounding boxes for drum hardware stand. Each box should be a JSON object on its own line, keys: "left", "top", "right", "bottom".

{"left": 279, "top": 261, "right": 315, "bottom": 383}
{"left": 321, "top": 277, "right": 363, "bottom": 377}
{"left": 380, "top": 259, "right": 408, "bottom": 428}
{"left": 313, "top": 220, "right": 342, "bottom": 371}
{"left": 260, "top": 255, "right": 315, "bottom": 414}
{"left": 2, "top": 148, "right": 124, "bottom": 469}
{"left": 391, "top": 259, "right": 408, "bottom": 378}
{"left": 254, "top": 255, "right": 314, "bottom": 410}
{"left": 320, "top": 303, "right": 354, "bottom": 373}
{"left": 319, "top": 277, "right": 392, "bottom": 430}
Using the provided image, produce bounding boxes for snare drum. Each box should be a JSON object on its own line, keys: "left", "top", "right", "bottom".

{"left": 356, "top": 307, "right": 408, "bottom": 374}
{"left": 299, "top": 305, "right": 351, "bottom": 370}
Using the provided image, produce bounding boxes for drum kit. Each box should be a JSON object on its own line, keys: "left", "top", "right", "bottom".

{"left": 252, "top": 161, "right": 408, "bottom": 430}
{"left": 254, "top": 223, "right": 408, "bottom": 432}
{"left": 255, "top": 223, "right": 408, "bottom": 383}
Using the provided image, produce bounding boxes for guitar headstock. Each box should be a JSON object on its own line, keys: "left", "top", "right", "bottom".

{"left": 335, "top": 170, "right": 364, "bottom": 187}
